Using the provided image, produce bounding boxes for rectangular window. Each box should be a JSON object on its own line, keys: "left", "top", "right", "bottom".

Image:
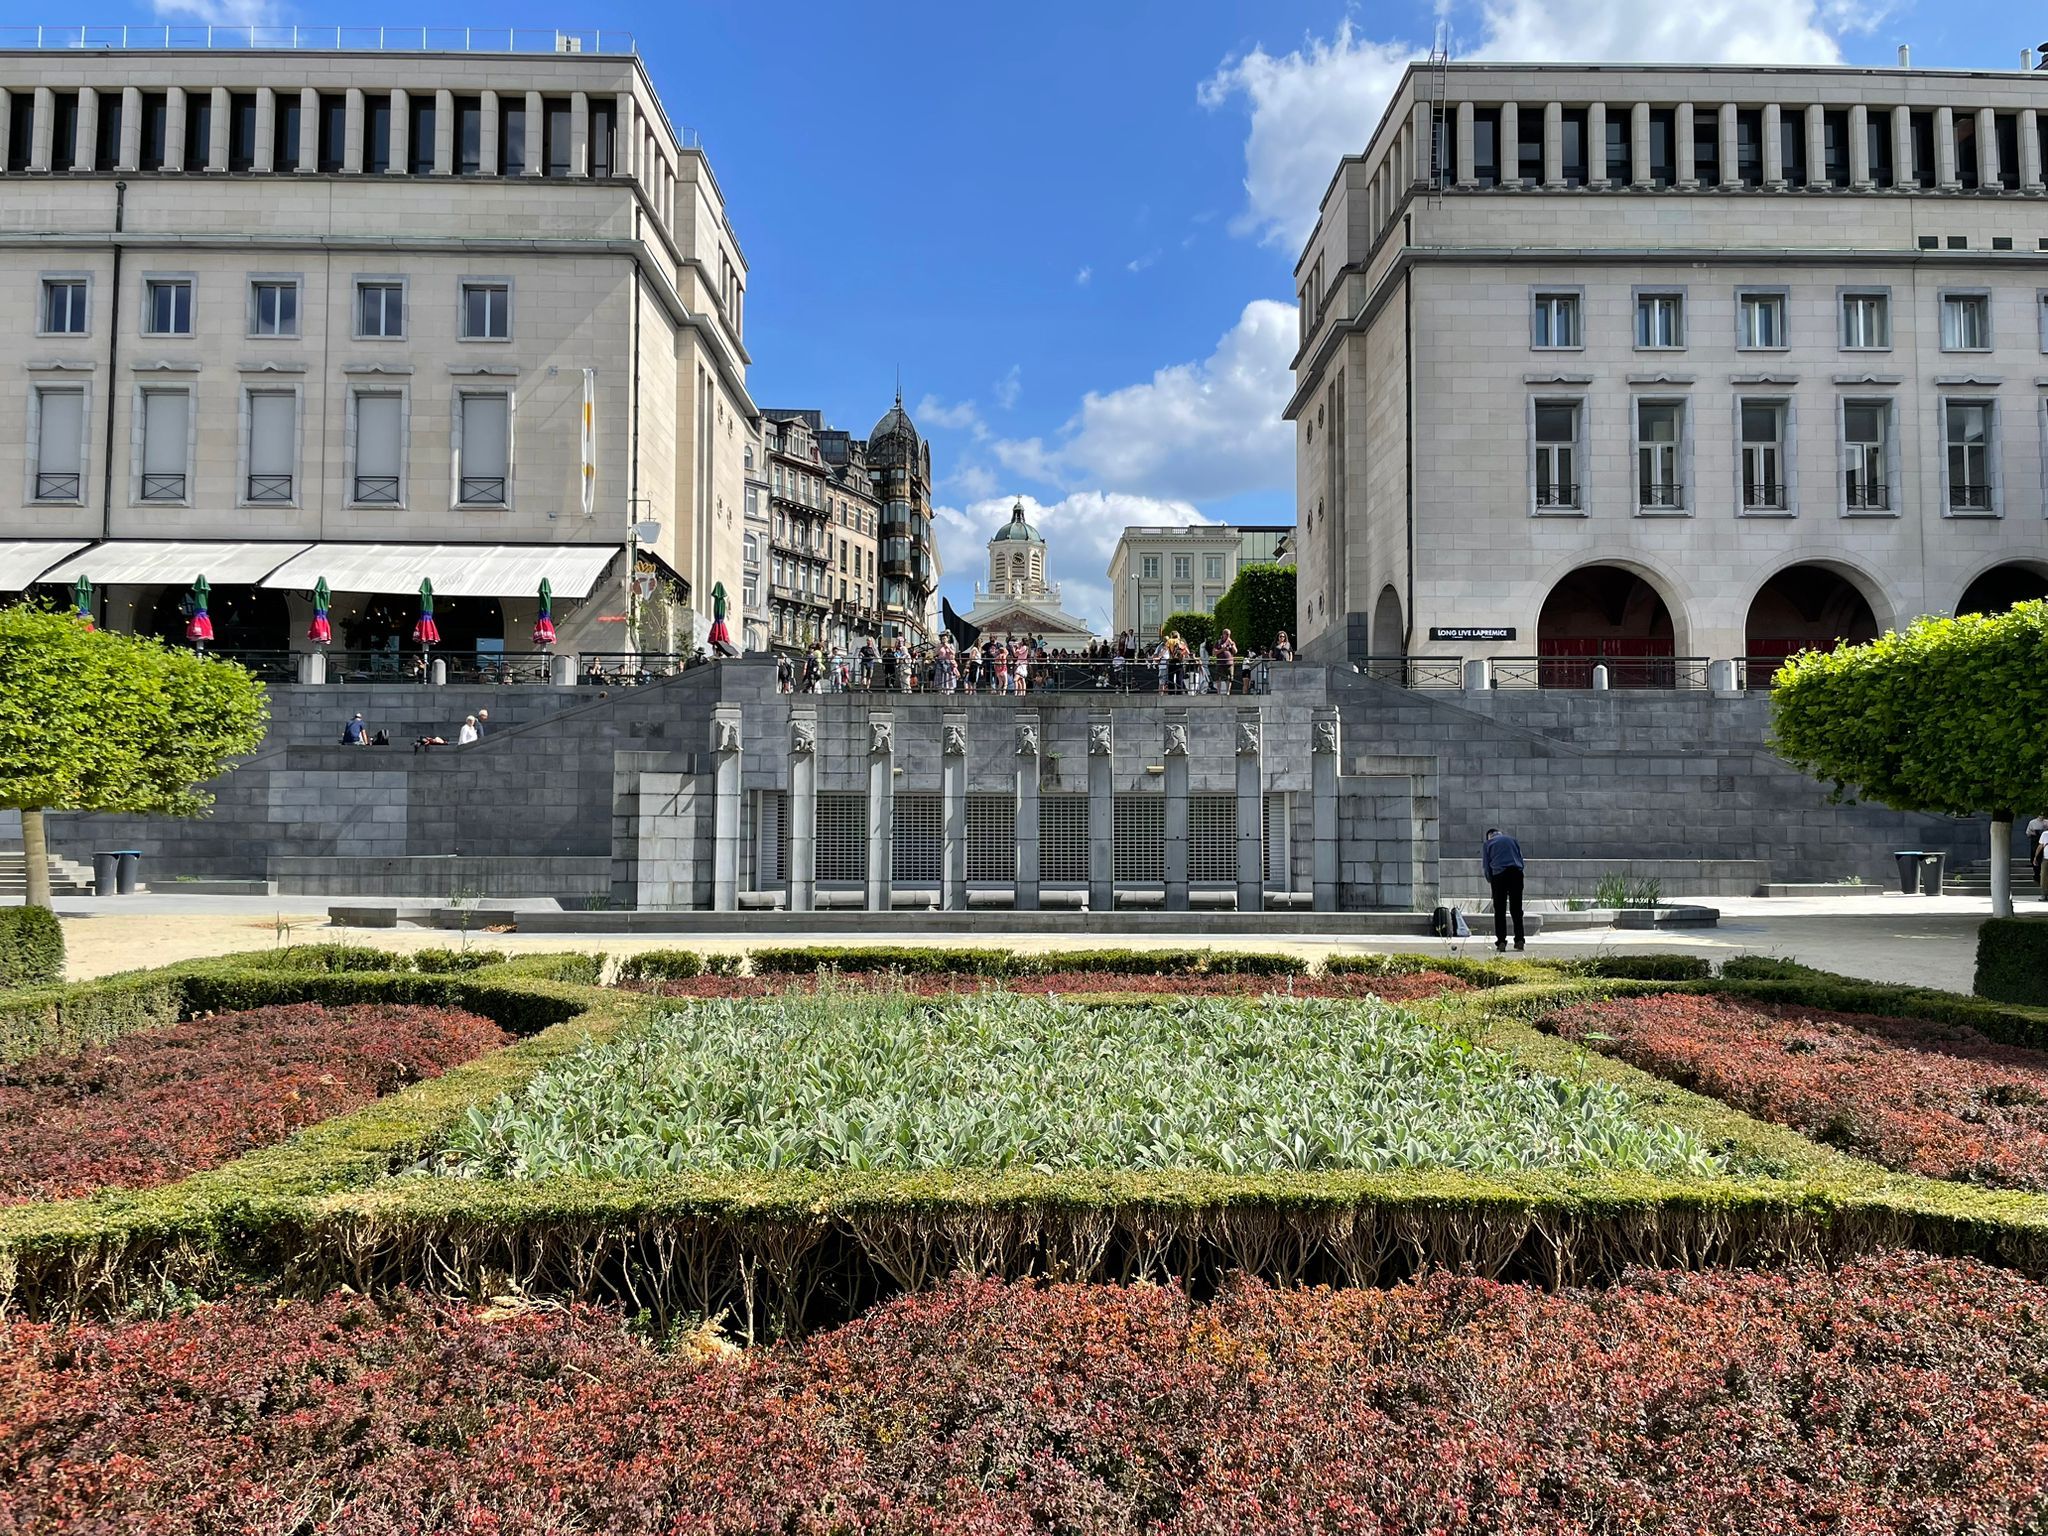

{"left": 1940, "top": 293, "right": 1990, "bottom": 351}
{"left": 1843, "top": 400, "right": 1891, "bottom": 511}
{"left": 454, "top": 95, "right": 483, "bottom": 174}
{"left": 1172, "top": 554, "right": 1192, "bottom": 580}
{"left": 317, "top": 93, "right": 345, "bottom": 172}
{"left": 458, "top": 392, "right": 510, "bottom": 504}
{"left": 1909, "top": 110, "right": 1936, "bottom": 188}
{"left": 1944, "top": 399, "right": 1994, "bottom": 512}
{"left": 356, "top": 280, "right": 404, "bottom": 339}
{"left": 139, "top": 91, "right": 169, "bottom": 171}
{"left": 363, "top": 93, "right": 391, "bottom": 174}
{"left": 1997, "top": 112, "right": 2021, "bottom": 191}
{"left": 228, "top": 91, "right": 258, "bottom": 172}
{"left": 41, "top": 278, "right": 87, "bottom": 335}
{"left": 460, "top": 281, "right": 509, "bottom": 340}
{"left": 249, "top": 279, "right": 298, "bottom": 337}
{"left": 143, "top": 278, "right": 192, "bottom": 336}
{"left": 8, "top": 94, "right": 35, "bottom": 172}
{"left": 245, "top": 390, "right": 296, "bottom": 503}
{"left": 352, "top": 391, "right": 403, "bottom": 505}
{"left": 1515, "top": 110, "right": 1542, "bottom": 184}
{"left": 1636, "top": 400, "right": 1684, "bottom": 510}
{"left": 271, "top": 93, "right": 299, "bottom": 172}
{"left": 1741, "top": 401, "right": 1788, "bottom": 511}
{"left": 1604, "top": 109, "right": 1630, "bottom": 187}
{"left": 1646, "top": 107, "right": 1676, "bottom": 187}
{"left": 94, "top": 90, "right": 121, "bottom": 172}
{"left": 1204, "top": 553, "right": 1225, "bottom": 580}
{"left": 542, "top": 97, "right": 573, "bottom": 176}
{"left": 1779, "top": 112, "right": 1807, "bottom": 185}
{"left": 1634, "top": 291, "right": 1683, "bottom": 349}
{"left": 1534, "top": 400, "right": 1579, "bottom": 509}
{"left": 1738, "top": 291, "right": 1786, "bottom": 349}
{"left": 498, "top": 97, "right": 526, "bottom": 175}
{"left": 1954, "top": 111, "right": 1978, "bottom": 190}
{"left": 183, "top": 91, "right": 211, "bottom": 171}
{"left": 1532, "top": 291, "right": 1580, "bottom": 348}
{"left": 1470, "top": 106, "right": 1499, "bottom": 187}
{"left": 1140, "top": 554, "right": 1159, "bottom": 579}
{"left": 1171, "top": 588, "right": 1192, "bottom": 613}
{"left": 1841, "top": 291, "right": 1889, "bottom": 349}
{"left": 31, "top": 386, "right": 84, "bottom": 502}
{"left": 138, "top": 387, "right": 190, "bottom": 502}
{"left": 50, "top": 91, "right": 78, "bottom": 171}
{"left": 1692, "top": 110, "right": 1719, "bottom": 185}
{"left": 1559, "top": 107, "right": 1588, "bottom": 186}
{"left": 408, "top": 95, "right": 436, "bottom": 175}
{"left": 1734, "top": 107, "right": 1763, "bottom": 187}
{"left": 590, "top": 100, "right": 616, "bottom": 177}
{"left": 1867, "top": 114, "right": 1894, "bottom": 187}
{"left": 1822, "top": 108, "right": 1851, "bottom": 187}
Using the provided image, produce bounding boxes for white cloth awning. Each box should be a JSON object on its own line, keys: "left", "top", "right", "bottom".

{"left": 259, "top": 543, "right": 622, "bottom": 600}
{"left": 38, "top": 540, "right": 309, "bottom": 587}
{"left": 0, "top": 539, "right": 90, "bottom": 591}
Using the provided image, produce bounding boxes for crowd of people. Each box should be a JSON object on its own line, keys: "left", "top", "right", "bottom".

{"left": 773, "top": 629, "right": 1294, "bottom": 696}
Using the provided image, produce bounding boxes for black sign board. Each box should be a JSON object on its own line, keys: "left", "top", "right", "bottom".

{"left": 1429, "top": 626, "right": 1516, "bottom": 642}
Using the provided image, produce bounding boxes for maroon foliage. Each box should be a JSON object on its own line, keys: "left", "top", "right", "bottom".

{"left": 629, "top": 970, "right": 1471, "bottom": 1003}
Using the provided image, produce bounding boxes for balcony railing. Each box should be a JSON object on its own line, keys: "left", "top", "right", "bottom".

{"left": 1493, "top": 654, "right": 1709, "bottom": 690}
{"left": 1742, "top": 480, "right": 1787, "bottom": 510}
{"left": 140, "top": 472, "right": 186, "bottom": 501}
{"left": 246, "top": 473, "right": 293, "bottom": 504}
{"left": 353, "top": 475, "right": 400, "bottom": 505}
{"left": 33, "top": 471, "right": 79, "bottom": 500}
{"left": 1845, "top": 480, "right": 1890, "bottom": 510}
{"left": 0, "top": 25, "right": 644, "bottom": 56}
{"left": 1533, "top": 482, "right": 1580, "bottom": 509}
{"left": 1636, "top": 483, "right": 1686, "bottom": 510}
{"left": 1948, "top": 483, "right": 1994, "bottom": 512}
{"left": 1359, "top": 655, "right": 1465, "bottom": 688}
{"left": 458, "top": 476, "right": 506, "bottom": 505}
{"left": 783, "top": 656, "right": 1280, "bottom": 697}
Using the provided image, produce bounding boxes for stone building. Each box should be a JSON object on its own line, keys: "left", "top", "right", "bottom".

{"left": 1108, "top": 523, "right": 1293, "bottom": 640}
{"left": 740, "top": 421, "right": 771, "bottom": 653}
{"left": 758, "top": 408, "right": 883, "bottom": 655}
{"left": 1290, "top": 60, "right": 2048, "bottom": 675}
{"left": 960, "top": 500, "right": 1096, "bottom": 643}
{"left": 865, "top": 394, "right": 940, "bottom": 643}
{"left": 0, "top": 32, "right": 754, "bottom": 663}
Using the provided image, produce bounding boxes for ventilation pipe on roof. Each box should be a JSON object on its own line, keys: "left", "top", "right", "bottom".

{"left": 1898, "top": 44, "right": 1910, "bottom": 68}
{"left": 2025, "top": 48, "right": 2036, "bottom": 72}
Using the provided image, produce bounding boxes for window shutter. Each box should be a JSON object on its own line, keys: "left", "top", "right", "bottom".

{"left": 355, "top": 393, "right": 402, "bottom": 476}
{"left": 461, "top": 394, "right": 509, "bottom": 477}
{"left": 141, "top": 390, "right": 189, "bottom": 475}
{"left": 37, "top": 389, "right": 84, "bottom": 472}
{"left": 248, "top": 392, "right": 295, "bottom": 476}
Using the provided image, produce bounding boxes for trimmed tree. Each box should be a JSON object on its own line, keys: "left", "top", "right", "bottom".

{"left": 1212, "top": 563, "right": 1297, "bottom": 653}
{"left": 1159, "top": 612, "right": 1216, "bottom": 651}
{"left": 1769, "top": 601, "right": 2048, "bottom": 917}
{"left": 0, "top": 606, "right": 269, "bottom": 908}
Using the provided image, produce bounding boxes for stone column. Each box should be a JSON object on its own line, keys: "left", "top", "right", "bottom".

{"left": 0, "top": 91, "right": 11, "bottom": 171}
{"left": 342, "top": 87, "right": 364, "bottom": 173}
{"left": 1087, "top": 715, "right": 1114, "bottom": 912}
{"left": 711, "top": 705, "right": 741, "bottom": 912}
{"left": 616, "top": 92, "right": 637, "bottom": 182}
{"left": 1674, "top": 102, "right": 1694, "bottom": 188}
{"left": 942, "top": 715, "right": 967, "bottom": 911}
{"left": 164, "top": 87, "right": 185, "bottom": 172}
{"left": 524, "top": 90, "right": 545, "bottom": 176}
{"left": 389, "top": 87, "right": 409, "bottom": 174}
{"left": 1630, "top": 102, "right": 1651, "bottom": 187}
{"left": 119, "top": 86, "right": 141, "bottom": 171}
{"left": 1497, "top": 101, "right": 1518, "bottom": 184}
{"left": 570, "top": 91, "right": 590, "bottom": 175}
{"left": 2023, "top": 109, "right": 2044, "bottom": 192}
{"left": 1762, "top": 102, "right": 1783, "bottom": 187}
{"left": 208, "top": 86, "right": 230, "bottom": 171}
{"left": 1235, "top": 710, "right": 1263, "bottom": 913}
{"left": 1014, "top": 714, "right": 1041, "bottom": 911}
{"left": 1977, "top": 106, "right": 2000, "bottom": 187}
{"left": 1454, "top": 100, "right": 1474, "bottom": 186}
{"left": 1588, "top": 102, "right": 1607, "bottom": 184}
{"left": 1163, "top": 713, "right": 1189, "bottom": 912}
{"left": 29, "top": 86, "right": 53, "bottom": 172}
{"left": 253, "top": 88, "right": 275, "bottom": 173}
{"left": 1410, "top": 100, "right": 1433, "bottom": 183}
{"left": 1541, "top": 100, "right": 1563, "bottom": 187}
{"left": 74, "top": 87, "right": 97, "bottom": 173}
{"left": 1848, "top": 103, "right": 1870, "bottom": 188}
{"left": 1805, "top": 103, "right": 1826, "bottom": 187}
{"left": 439, "top": 89, "right": 458, "bottom": 174}
{"left": 479, "top": 91, "right": 498, "bottom": 174}
{"left": 1719, "top": 104, "right": 1739, "bottom": 187}
{"left": 1311, "top": 710, "right": 1340, "bottom": 912}
{"left": 297, "top": 88, "right": 317, "bottom": 173}
{"left": 1935, "top": 106, "right": 1958, "bottom": 189}
{"left": 866, "top": 715, "right": 894, "bottom": 913}
{"left": 788, "top": 712, "right": 817, "bottom": 913}
{"left": 1892, "top": 106, "right": 1913, "bottom": 186}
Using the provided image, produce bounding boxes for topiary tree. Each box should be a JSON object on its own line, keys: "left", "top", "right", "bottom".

{"left": 1159, "top": 612, "right": 1215, "bottom": 651}
{"left": 0, "top": 606, "right": 269, "bottom": 908}
{"left": 1770, "top": 601, "right": 2048, "bottom": 917}
{"left": 1212, "top": 563, "right": 1297, "bottom": 653}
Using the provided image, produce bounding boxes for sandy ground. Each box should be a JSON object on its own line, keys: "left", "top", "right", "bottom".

{"left": 48, "top": 892, "right": 2046, "bottom": 993}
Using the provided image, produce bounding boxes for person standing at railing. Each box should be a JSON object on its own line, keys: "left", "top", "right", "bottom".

{"left": 1482, "top": 827, "right": 1527, "bottom": 953}
{"left": 1275, "top": 630, "right": 1293, "bottom": 663}
{"left": 1216, "top": 629, "right": 1239, "bottom": 696}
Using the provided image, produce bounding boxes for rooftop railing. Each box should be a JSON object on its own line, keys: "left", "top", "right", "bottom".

{"left": 0, "top": 25, "right": 639, "bottom": 55}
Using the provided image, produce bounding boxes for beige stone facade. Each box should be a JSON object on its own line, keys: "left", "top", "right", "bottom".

{"left": 1108, "top": 524, "right": 1292, "bottom": 640}
{"left": 0, "top": 39, "right": 753, "bottom": 657}
{"left": 1290, "top": 62, "right": 2048, "bottom": 672}
{"left": 759, "top": 408, "right": 884, "bottom": 654}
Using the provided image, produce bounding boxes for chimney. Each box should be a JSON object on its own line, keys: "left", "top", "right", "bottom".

{"left": 1898, "top": 44, "right": 1911, "bottom": 68}
{"left": 2027, "top": 48, "right": 2037, "bottom": 71}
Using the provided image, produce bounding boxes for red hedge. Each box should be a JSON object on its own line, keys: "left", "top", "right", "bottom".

{"left": 1547, "top": 992, "right": 2048, "bottom": 1190}
{"left": 3, "top": 1255, "right": 2045, "bottom": 1531}
{"left": 0, "top": 1003, "right": 508, "bottom": 1203}
{"left": 629, "top": 970, "right": 1471, "bottom": 1002}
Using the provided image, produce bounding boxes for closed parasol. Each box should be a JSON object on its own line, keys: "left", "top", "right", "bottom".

{"left": 307, "top": 576, "right": 332, "bottom": 645}
{"left": 185, "top": 574, "right": 214, "bottom": 645}
{"left": 533, "top": 577, "right": 557, "bottom": 649}
{"left": 413, "top": 578, "right": 440, "bottom": 647}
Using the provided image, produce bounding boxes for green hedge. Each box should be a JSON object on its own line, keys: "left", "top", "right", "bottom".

{"left": 1212, "top": 562, "right": 1296, "bottom": 652}
{"left": 744, "top": 946, "right": 1301, "bottom": 979}
{"left": 233, "top": 943, "right": 405, "bottom": 974}
{"left": 0, "top": 904, "right": 63, "bottom": 990}
{"left": 0, "top": 969, "right": 185, "bottom": 1065}
{"left": 1975, "top": 919, "right": 2048, "bottom": 1007}
{"left": 1160, "top": 612, "right": 1215, "bottom": 650}
{"left": 1563, "top": 955, "right": 1714, "bottom": 983}
{"left": 1718, "top": 956, "right": 1828, "bottom": 982}
{"left": 617, "top": 950, "right": 704, "bottom": 982}
{"left": 410, "top": 947, "right": 510, "bottom": 974}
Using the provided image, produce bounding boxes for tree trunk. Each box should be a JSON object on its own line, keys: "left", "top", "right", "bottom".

{"left": 1991, "top": 813, "right": 2014, "bottom": 919}
{"left": 20, "top": 807, "right": 52, "bottom": 910}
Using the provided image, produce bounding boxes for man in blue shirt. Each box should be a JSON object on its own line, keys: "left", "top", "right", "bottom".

{"left": 1483, "top": 827, "right": 1526, "bottom": 952}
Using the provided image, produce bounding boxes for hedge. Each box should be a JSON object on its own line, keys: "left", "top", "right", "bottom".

{"left": 0, "top": 904, "right": 63, "bottom": 990}
{"left": 1159, "top": 612, "right": 1215, "bottom": 651}
{"left": 743, "top": 946, "right": 1300, "bottom": 978}
{"left": 1975, "top": 918, "right": 2048, "bottom": 1007}
{"left": 1562, "top": 955, "right": 1714, "bottom": 983}
{"left": 1212, "top": 562, "right": 1296, "bottom": 652}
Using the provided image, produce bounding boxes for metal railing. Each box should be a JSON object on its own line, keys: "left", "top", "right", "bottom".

{"left": 1358, "top": 655, "right": 1464, "bottom": 688}
{"left": 577, "top": 652, "right": 703, "bottom": 685}
{"left": 1736, "top": 655, "right": 1795, "bottom": 691}
{"left": 1845, "top": 480, "right": 1890, "bottom": 510}
{"left": 1491, "top": 654, "right": 1709, "bottom": 690}
{"left": 199, "top": 648, "right": 299, "bottom": 681}
{"left": 320, "top": 649, "right": 566, "bottom": 684}
{"left": 352, "top": 475, "right": 400, "bottom": 505}
{"left": 1742, "top": 480, "right": 1787, "bottom": 510}
{"left": 0, "top": 25, "right": 642, "bottom": 55}
{"left": 1533, "top": 483, "right": 1580, "bottom": 509}
{"left": 246, "top": 473, "right": 293, "bottom": 504}
{"left": 140, "top": 472, "right": 186, "bottom": 501}
{"left": 458, "top": 476, "right": 506, "bottom": 505}
{"left": 34, "top": 471, "right": 79, "bottom": 500}
{"left": 1948, "top": 483, "right": 1994, "bottom": 511}
{"left": 1636, "top": 483, "right": 1686, "bottom": 510}
{"left": 777, "top": 656, "right": 1278, "bottom": 697}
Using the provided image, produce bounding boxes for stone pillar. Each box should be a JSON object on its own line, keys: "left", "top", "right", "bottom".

{"left": 164, "top": 87, "right": 185, "bottom": 172}
{"left": 1087, "top": 715, "right": 1114, "bottom": 912}
{"left": 1630, "top": 102, "right": 1651, "bottom": 187}
{"left": 119, "top": 86, "right": 143, "bottom": 171}
{"left": 1410, "top": 100, "right": 1433, "bottom": 183}
{"left": 439, "top": 89, "right": 458, "bottom": 174}
{"left": 1977, "top": 106, "right": 2000, "bottom": 187}
{"left": 1805, "top": 103, "right": 1826, "bottom": 187}
{"left": 1497, "top": 101, "right": 1518, "bottom": 184}
{"left": 788, "top": 712, "right": 817, "bottom": 913}
{"left": 1454, "top": 100, "right": 1474, "bottom": 186}
{"left": 1587, "top": 102, "right": 1608, "bottom": 185}
{"left": 942, "top": 715, "right": 967, "bottom": 911}
{"left": 1163, "top": 713, "right": 1189, "bottom": 912}
{"left": 1849, "top": 103, "right": 1870, "bottom": 188}
{"left": 1311, "top": 710, "right": 1340, "bottom": 912}
{"left": 866, "top": 714, "right": 894, "bottom": 912}
{"left": 1235, "top": 710, "right": 1263, "bottom": 913}
{"left": 297, "top": 88, "right": 317, "bottom": 173}
{"left": 711, "top": 705, "right": 741, "bottom": 912}
{"left": 207, "top": 86, "right": 229, "bottom": 171}
{"left": 1935, "top": 106, "right": 1958, "bottom": 189}
{"left": 1014, "top": 714, "right": 1041, "bottom": 911}
{"left": 1892, "top": 106, "right": 1912, "bottom": 186}
{"left": 0, "top": 91, "right": 11, "bottom": 172}
{"left": 30, "top": 86, "right": 53, "bottom": 172}
{"left": 1674, "top": 102, "right": 1695, "bottom": 188}
{"left": 1762, "top": 102, "right": 1783, "bottom": 187}
{"left": 616, "top": 92, "right": 637, "bottom": 182}
{"left": 524, "top": 90, "right": 545, "bottom": 176}
{"left": 389, "top": 87, "right": 409, "bottom": 174}
{"left": 2023, "top": 110, "right": 2044, "bottom": 192}
{"left": 1591, "top": 664, "right": 1610, "bottom": 691}
{"left": 342, "top": 87, "right": 364, "bottom": 173}
{"left": 253, "top": 88, "right": 275, "bottom": 173}
{"left": 1719, "top": 104, "right": 1739, "bottom": 187}
{"left": 74, "top": 87, "right": 96, "bottom": 172}
{"left": 570, "top": 90, "right": 590, "bottom": 175}
{"left": 1541, "top": 100, "right": 1563, "bottom": 187}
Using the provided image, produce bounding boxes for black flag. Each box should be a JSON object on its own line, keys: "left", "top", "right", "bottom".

{"left": 942, "top": 597, "right": 981, "bottom": 649}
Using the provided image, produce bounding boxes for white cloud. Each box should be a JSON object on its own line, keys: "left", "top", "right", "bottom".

{"left": 990, "top": 299, "right": 1295, "bottom": 504}
{"left": 1201, "top": 4, "right": 1871, "bottom": 249}
{"left": 1075, "top": 265, "right": 1093, "bottom": 286}
{"left": 915, "top": 394, "right": 980, "bottom": 432}
{"left": 993, "top": 364, "right": 1022, "bottom": 411}
{"left": 150, "top": 0, "right": 281, "bottom": 23}
{"left": 1126, "top": 251, "right": 1160, "bottom": 273}
{"left": 946, "top": 463, "right": 1000, "bottom": 500}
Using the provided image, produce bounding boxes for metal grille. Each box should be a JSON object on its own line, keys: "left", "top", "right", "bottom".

{"left": 1189, "top": 795, "right": 1238, "bottom": 885}
{"left": 34, "top": 472, "right": 80, "bottom": 500}
{"left": 893, "top": 793, "right": 943, "bottom": 885}
{"left": 752, "top": 789, "right": 787, "bottom": 887}
{"left": 966, "top": 794, "right": 1015, "bottom": 884}
{"left": 1264, "top": 792, "right": 1289, "bottom": 888}
{"left": 816, "top": 791, "right": 867, "bottom": 886}
{"left": 353, "top": 474, "right": 400, "bottom": 504}
{"left": 1113, "top": 795, "right": 1164, "bottom": 884}
{"left": 1039, "top": 795, "right": 1088, "bottom": 885}
{"left": 140, "top": 472, "right": 185, "bottom": 501}
{"left": 459, "top": 475, "right": 506, "bottom": 504}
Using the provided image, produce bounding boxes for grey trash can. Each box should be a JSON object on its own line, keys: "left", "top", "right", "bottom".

{"left": 115, "top": 850, "right": 142, "bottom": 895}
{"left": 1919, "top": 851, "right": 1946, "bottom": 896}
{"left": 92, "top": 851, "right": 119, "bottom": 897}
{"left": 1892, "top": 851, "right": 1925, "bottom": 895}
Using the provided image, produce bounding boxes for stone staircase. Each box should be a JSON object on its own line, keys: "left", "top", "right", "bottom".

{"left": 1947, "top": 857, "right": 2035, "bottom": 897}
{"left": 0, "top": 850, "right": 98, "bottom": 899}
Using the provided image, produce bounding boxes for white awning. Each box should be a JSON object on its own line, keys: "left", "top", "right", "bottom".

{"left": 38, "top": 540, "right": 309, "bottom": 587}
{"left": 0, "top": 540, "right": 90, "bottom": 590}
{"left": 259, "top": 543, "right": 622, "bottom": 600}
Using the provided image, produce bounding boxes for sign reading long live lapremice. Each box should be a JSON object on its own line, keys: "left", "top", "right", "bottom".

{"left": 1429, "top": 626, "right": 1516, "bottom": 641}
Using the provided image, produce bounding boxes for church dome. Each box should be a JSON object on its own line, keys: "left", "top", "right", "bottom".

{"left": 868, "top": 395, "right": 920, "bottom": 450}
{"left": 990, "top": 500, "right": 1042, "bottom": 543}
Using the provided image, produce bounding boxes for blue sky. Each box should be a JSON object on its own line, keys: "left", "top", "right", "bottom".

{"left": 12, "top": 0, "right": 2027, "bottom": 625}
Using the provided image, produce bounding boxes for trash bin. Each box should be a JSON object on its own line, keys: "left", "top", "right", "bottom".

{"left": 91, "top": 851, "right": 119, "bottom": 898}
{"left": 1892, "top": 851, "right": 1925, "bottom": 895}
{"left": 115, "top": 850, "right": 142, "bottom": 895}
{"left": 1919, "top": 851, "right": 1946, "bottom": 897}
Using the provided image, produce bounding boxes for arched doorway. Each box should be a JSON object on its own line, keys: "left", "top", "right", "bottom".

{"left": 1371, "top": 585, "right": 1405, "bottom": 664}
{"left": 1535, "top": 564, "right": 1677, "bottom": 687}
{"left": 1957, "top": 562, "right": 2048, "bottom": 617}
{"left": 141, "top": 584, "right": 290, "bottom": 654}
{"left": 1743, "top": 564, "right": 1878, "bottom": 687}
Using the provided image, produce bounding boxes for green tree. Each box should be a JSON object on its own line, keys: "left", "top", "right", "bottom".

{"left": 1159, "top": 611, "right": 1215, "bottom": 651}
{"left": 1212, "top": 563, "right": 1297, "bottom": 653}
{"left": 1770, "top": 601, "right": 2048, "bottom": 916}
{"left": 0, "top": 606, "right": 269, "bottom": 908}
